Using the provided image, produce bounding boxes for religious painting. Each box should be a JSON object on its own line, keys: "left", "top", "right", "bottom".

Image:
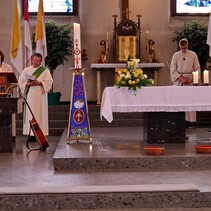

{"left": 113, "top": 19, "right": 141, "bottom": 63}
{"left": 118, "top": 36, "right": 136, "bottom": 62}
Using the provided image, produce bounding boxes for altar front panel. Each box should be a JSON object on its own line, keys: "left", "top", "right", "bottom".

{"left": 143, "top": 112, "right": 186, "bottom": 144}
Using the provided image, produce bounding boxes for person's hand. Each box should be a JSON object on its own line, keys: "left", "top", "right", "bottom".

{"left": 188, "top": 78, "right": 193, "bottom": 85}
{"left": 31, "top": 80, "right": 42, "bottom": 86}
{"left": 179, "top": 75, "right": 188, "bottom": 84}
{"left": 26, "top": 80, "right": 42, "bottom": 87}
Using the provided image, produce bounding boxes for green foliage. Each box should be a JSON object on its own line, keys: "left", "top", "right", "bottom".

{"left": 32, "top": 19, "right": 73, "bottom": 75}
{"left": 173, "top": 19, "right": 211, "bottom": 69}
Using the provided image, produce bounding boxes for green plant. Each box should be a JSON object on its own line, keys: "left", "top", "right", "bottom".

{"left": 173, "top": 19, "right": 211, "bottom": 70}
{"left": 32, "top": 19, "right": 73, "bottom": 85}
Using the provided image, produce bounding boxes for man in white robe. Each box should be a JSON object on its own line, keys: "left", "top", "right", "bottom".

{"left": 170, "top": 38, "right": 200, "bottom": 128}
{"left": 18, "top": 53, "right": 53, "bottom": 141}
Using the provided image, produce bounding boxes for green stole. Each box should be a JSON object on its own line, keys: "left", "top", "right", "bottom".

{"left": 25, "top": 66, "right": 46, "bottom": 96}
{"left": 24, "top": 66, "right": 47, "bottom": 122}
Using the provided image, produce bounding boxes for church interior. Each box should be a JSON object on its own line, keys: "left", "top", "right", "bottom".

{"left": 1, "top": 0, "right": 211, "bottom": 210}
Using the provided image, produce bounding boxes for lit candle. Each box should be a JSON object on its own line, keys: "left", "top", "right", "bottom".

{"left": 203, "top": 70, "right": 209, "bottom": 84}
{"left": 146, "top": 31, "right": 149, "bottom": 39}
{"left": 193, "top": 71, "right": 199, "bottom": 84}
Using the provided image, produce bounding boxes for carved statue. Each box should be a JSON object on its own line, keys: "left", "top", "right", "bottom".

{"left": 96, "top": 40, "right": 108, "bottom": 63}
{"left": 146, "top": 39, "right": 159, "bottom": 63}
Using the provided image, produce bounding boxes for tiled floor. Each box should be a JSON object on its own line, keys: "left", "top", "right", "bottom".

{"left": 1, "top": 126, "right": 211, "bottom": 194}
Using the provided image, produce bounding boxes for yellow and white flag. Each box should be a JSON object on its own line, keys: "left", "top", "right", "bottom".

{"left": 207, "top": 11, "right": 211, "bottom": 57}
{"left": 10, "top": 0, "right": 23, "bottom": 73}
{"left": 35, "top": 0, "right": 47, "bottom": 61}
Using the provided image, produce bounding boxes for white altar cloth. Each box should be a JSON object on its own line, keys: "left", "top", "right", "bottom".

{"left": 100, "top": 86, "right": 211, "bottom": 123}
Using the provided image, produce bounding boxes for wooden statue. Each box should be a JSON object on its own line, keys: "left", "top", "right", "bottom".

{"left": 146, "top": 39, "right": 159, "bottom": 63}
{"left": 96, "top": 40, "right": 108, "bottom": 63}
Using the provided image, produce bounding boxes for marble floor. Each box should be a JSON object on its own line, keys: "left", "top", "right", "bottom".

{"left": 1, "top": 127, "right": 211, "bottom": 189}
{"left": 2, "top": 127, "right": 211, "bottom": 210}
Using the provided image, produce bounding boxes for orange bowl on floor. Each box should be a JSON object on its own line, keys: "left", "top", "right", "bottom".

{"left": 195, "top": 145, "right": 211, "bottom": 153}
{"left": 144, "top": 146, "right": 165, "bottom": 155}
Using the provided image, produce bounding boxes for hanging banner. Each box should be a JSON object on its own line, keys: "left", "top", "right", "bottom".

{"left": 67, "top": 68, "right": 91, "bottom": 143}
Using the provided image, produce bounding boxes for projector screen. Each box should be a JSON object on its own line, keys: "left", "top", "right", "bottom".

{"left": 28, "top": 0, "right": 77, "bottom": 15}
{"left": 172, "top": 0, "right": 211, "bottom": 15}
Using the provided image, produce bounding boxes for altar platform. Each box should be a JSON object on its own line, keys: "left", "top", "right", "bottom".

{"left": 1, "top": 127, "right": 211, "bottom": 210}
{"left": 53, "top": 127, "right": 211, "bottom": 172}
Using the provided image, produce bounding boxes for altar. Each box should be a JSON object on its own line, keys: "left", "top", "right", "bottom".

{"left": 91, "top": 63, "right": 165, "bottom": 104}
{"left": 100, "top": 86, "right": 211, "bottom": 144}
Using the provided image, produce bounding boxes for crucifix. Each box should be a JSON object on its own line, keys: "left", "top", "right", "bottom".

{"left": 136, "top": 14, "right": 142, "bottom": 30}
{"left": 121, "top": 0, "right": 130, "bottom": 20}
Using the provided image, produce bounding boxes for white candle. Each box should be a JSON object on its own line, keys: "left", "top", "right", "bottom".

{"left": 146, "top": 31, "right": 149, "bottom": 39}
{"left": 193, "top": 71, "right": 199, "bottom": 84}
{"left": 73, "top": 23, "right": 81, "bottom": 68}
{"left": 106, "top": 32, "right": 109, "bottom": 40}
{"left": 203, "top": 70, "right": 209, "bottom": 84}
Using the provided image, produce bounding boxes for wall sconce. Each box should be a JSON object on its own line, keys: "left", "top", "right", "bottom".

{"left": 81, "top": 49, "right": 88, "bottom": 61}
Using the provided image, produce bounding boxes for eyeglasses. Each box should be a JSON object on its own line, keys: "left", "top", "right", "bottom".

{"left": 32, "top": 59, "right": 41, "bottom": 62}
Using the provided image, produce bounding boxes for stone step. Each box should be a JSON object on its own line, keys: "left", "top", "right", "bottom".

{"left": 17, "top": 111, "right": 144, "bottom": 120}
{"left": 16, "top": 104, "right": 145, "bottom": 136}
{"left": 48, "top": 104, "right": 101, "bottom": 113}
{"left": 16, "top": 119, "right": 144, "bottom": 136}
{"left": 0, "top": 185, "right": 206, "bottom": 210}
{"left": 16, "top": 118, "right": 144, "bottom": 128}
{"left": 16, "top": 104, "right": 211, "bottom": 136}
{"left": 53, "top": 128, "right": 211, "bottom": 171}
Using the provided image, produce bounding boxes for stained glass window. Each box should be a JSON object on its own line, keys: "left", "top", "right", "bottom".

{"left": 171, "top": 0, "right": 211, "bottom": 16}
{"left": 28, "top": 0, "right": 77, "bottom": 15}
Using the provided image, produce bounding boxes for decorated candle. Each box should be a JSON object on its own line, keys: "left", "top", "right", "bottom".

{"left": 73, "top": 23, "right": 81, "bottom": 68}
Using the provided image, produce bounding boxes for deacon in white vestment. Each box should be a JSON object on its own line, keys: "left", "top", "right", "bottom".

{"left": 18, "top": 53, "right": 53, "bottom": 138}
{"left": 170, "top": 38, "right": 200, "bottom": 128}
